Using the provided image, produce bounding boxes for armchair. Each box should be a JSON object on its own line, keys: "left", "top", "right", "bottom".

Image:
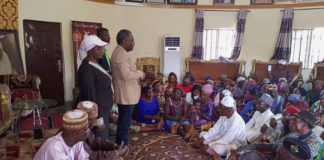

{"left": 0, "top": 84, "right": 13, "bottom": 135}
{"left": 136, "top": 57, "right": 166, "bottom": 85}
{"left": 0, "top": 74, "right": 41, "bottom": 103}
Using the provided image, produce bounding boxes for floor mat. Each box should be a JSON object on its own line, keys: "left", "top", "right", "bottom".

{"left": 108, "top": 132, "right": 213, "bottom": 160}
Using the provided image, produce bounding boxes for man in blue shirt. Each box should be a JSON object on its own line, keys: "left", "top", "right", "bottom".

{"left": 97, "top": 28, "right": 112, "bottom": 74}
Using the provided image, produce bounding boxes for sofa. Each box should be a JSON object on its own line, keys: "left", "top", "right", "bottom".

{"left": 0, "top": 74, "right": 41, "bottom": 135}
{"left": 250, "top": 60, "right": 303, "bottom": 85}
{"left": 185, "top": 58, "right": 245, "bottom": 84}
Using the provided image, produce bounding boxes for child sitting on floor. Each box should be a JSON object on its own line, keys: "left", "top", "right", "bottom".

{"left": 185, "top": 100, "right": 201, "bottom": 140}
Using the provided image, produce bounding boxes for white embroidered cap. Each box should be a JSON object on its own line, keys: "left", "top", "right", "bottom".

{"left": 278, "top": 60, "right": 287, "bottom": 65}
{"left": 80, "top": 35, "right": 109, "bottom": 52}
{"left": 222, "top": 89, "right": 233, "bottom": 97}
{"left": 221, "top": 96, "right": 236, "bottom": 108}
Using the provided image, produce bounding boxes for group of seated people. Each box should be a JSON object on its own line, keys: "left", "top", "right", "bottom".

{"left": 34, "top": 59, "right": 324, "bottom": 160}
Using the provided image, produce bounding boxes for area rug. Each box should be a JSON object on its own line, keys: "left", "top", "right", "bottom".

{"left": 0, "top": 130, "right": 212, "bottom": 160}
{"left": 0, "top": 129, "right": 59, "bottom": 160}
{"left": 108, "top": 132, "right": 213, "bottom": 160}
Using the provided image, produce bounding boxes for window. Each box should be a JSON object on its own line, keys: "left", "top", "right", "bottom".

{"left": 291, "top": 28, "right": 324, "bottom": 69}
{"left": 203, "top": 29, "right": 235, "bottom": 60}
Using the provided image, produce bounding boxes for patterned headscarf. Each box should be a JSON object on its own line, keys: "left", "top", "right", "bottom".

{"left": 237, "top": 77, "right": 246, "bottom": 83}
{"left": 220, "top": 74, "right": 227, "bottom": 80}
{"left": 263, "top": 78, "right": 270, "bottom": 84}
{"left": 205, "top": 76, "right": 214, "bottom": 85}
{"left": 202, "top": 84, "right": 213, "bottom": 95}
{"left": 248, "top": 82, "right": 258, "bottom": 90}
{"left": 277, "top": 82, "right": 289, "bottom": 91}
{"left": 278, "top": 77, "right": 287, "bottom": 83}
{"left": 288, "top": 94, "right": 301, "bottom": 102}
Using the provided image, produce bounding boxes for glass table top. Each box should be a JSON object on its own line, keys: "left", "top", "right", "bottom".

{"left": 11, "top": 99, "right": 58, "bottom": 110}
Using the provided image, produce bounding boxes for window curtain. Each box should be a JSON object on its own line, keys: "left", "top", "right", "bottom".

{"left": 219, "top": 9, "right": 248, "bottom": 63}
{"left": 271, "top": 8, "right": 294, "bottom": 61}
{"left": 190, "top": 8, "right": 204, "bottom": 60}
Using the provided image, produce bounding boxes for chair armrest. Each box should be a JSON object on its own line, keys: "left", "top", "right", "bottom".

{"left": 0, "top": 83, "right": 13, "bottom": 134}
{"left": 157, "top": 72, "right": 166, "bottom": 85}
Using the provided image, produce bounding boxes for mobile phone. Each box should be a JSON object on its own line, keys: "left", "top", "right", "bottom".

{"left": 268, "top": 65, "right": 272, "bottom": 72}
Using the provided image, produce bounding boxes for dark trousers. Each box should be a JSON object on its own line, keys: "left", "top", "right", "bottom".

{"left": 115, "top": 104, "right": 134, "bottom": 146}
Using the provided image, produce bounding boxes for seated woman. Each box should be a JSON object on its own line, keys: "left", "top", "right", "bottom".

{"left": 309, "top": 90, "right": 324, "bottom": 127}
{"left": 151, "top": 79, "right": 165, "bottom": 112}
{"left": 205, "top": 76, "right": 217, "bottom": 101}
{"left": 163, "top": 72, "right": 178, "bottom": 91}
{"left": 136, "top": 86, "right": 164, "bottom": 132}
{"left": 306, "top": 80, "right": 324, "bottom": 107}
{"left": 185, "top": 84, "right": 202, "bottom": 107}
{"left": 293, "top": 87, "right": 307, "bottom": 101}
{"left": 243, "top": 81, "right": 259, "bottom": 104}
{"left": 277, "top": 81, "right": 290, "bottom": 104}
{"left": 268, "top": 60, "right": 293, "bottom": 83}
{"left": 285, "top": 94, "right": 308, "bottom": 110}
{"left": 233, "top": 77, "right": 246, "bottom": 100}
{"left": 164, "top": 88, "right": 190, "bottom": 136}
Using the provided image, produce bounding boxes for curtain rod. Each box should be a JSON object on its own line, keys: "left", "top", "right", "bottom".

{"left": 195, "top": 9, "right": 251, "bottom": 12}
{"left": 281, "top": 7, "right": 324, "bottom": 11}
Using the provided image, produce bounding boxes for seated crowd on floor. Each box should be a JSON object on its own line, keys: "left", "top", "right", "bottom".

{"left": 34, "top": 29, "right": 324, "bottom": 160}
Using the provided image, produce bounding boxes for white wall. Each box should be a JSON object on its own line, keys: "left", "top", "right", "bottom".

{"left": 19, "top": 0, "right": 324, "bottom": 102}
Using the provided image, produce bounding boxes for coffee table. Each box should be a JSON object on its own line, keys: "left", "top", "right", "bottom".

{"left": 11, "top": 99, "right": 58, "bottom": 139}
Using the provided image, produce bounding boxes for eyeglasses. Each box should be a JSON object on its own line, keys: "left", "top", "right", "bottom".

{"left": 283, "top": 115, "right": 295, "bottom": 119}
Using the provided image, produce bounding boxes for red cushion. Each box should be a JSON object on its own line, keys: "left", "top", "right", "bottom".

{"left": 10, "top": 88, "right": 40, "bottom": 103}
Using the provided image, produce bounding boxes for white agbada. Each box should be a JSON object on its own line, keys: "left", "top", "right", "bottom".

{"left": 246, "top": 109, "right": 274, "bottom": 143}
{"left": 34, "top": 132, "right": 89, "bottom": 160}
{"left": 199, "top": 96, "right": 247, "bottom": 157}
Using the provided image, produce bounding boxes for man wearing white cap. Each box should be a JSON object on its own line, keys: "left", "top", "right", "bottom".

{"left": 192, "top": 96, "right": 246, "bottom": 157}
{"left": 34, "top": 109, "right": 90, "bottom": 160}
{"left": 245, "top": 94, "right": 274, "bottom": 143}
{"left": 76, "top": 35, "right": 114, "bottom": 140}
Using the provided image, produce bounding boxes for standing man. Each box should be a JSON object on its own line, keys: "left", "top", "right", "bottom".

{"left": 111, "top": 29, "right": 145, "bottom": 147}
{"left": 97, "top": 28, "right": 112, "bottom": 74}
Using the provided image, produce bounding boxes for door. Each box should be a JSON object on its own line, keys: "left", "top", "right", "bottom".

{"left": 23, "top": 20, "right": 65, "bottom": 106}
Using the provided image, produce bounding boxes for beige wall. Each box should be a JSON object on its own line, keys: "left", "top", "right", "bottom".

{"left": 19, "top": 0, "right": 324, "bottom": 102}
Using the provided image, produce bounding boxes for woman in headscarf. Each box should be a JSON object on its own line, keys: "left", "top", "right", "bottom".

{"left": 285, "top": 94, "right": 308, "bottom": 110}
{"left": 233, "top": 77, "right": 246, "bottom": 99}
{"left": 185, "top": 84, "right": 202, "bottom": 106}
{"left": 205, "top": 76, "right": 217, "bottom": 101}
{"left": 163, "top": 72, "right": 178, "bottom": 91}
{"left": 185, "top": 84, "right": 216, "bottom": 139}
{"left": 164, "top": 88, "right": 190, "bottom": 137}
{"left": 277, "top": 81, "right": 290, "bottom": 104}
{"left": 243, "top": 82, "right": 259, "bottom": 104}
{"left": 268, "top": 60, "right": 293, "bottom": 83}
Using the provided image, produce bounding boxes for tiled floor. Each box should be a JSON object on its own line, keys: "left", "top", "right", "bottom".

{"left": 47, "top": 101, "right": 73, "bottom": 115}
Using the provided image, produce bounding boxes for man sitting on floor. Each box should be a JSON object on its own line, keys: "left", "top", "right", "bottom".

{"left": 246, "top": 94, "right": 274, "bottom": 143}
{"left": 267, "top": 84, "right": 285, "bottom": 115}
{"left": 192, "top": 96, "right": 246, "bottom": 157}
{"left": 228, "top": 110, "right": 323, "bottom": 159}
{"left": 34, "top": 109, "right": 90, "bottom": 160}
{"left": 76, "top": 101, "right": 128, "bottom": 160}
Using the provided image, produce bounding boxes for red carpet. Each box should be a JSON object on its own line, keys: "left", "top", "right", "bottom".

{"left": 19, "top": 113, "right": 63, "bottom": 131}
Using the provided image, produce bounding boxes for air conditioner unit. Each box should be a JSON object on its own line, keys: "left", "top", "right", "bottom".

{"left": 164, "top": 35, "right": 181, "bottom": 80}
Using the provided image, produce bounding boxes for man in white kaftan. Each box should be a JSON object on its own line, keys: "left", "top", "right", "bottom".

{"left": 246, "top": 93, "right": 274, "bottom": 143}
{"left": 193, "top": 96, "right": 246, "bottom": 157}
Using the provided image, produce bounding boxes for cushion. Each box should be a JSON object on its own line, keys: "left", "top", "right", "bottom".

{"left": 10, "top": 88, "right": 40, "bottom": 103}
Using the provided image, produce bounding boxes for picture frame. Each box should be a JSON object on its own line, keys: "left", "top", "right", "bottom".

{"left": 126, "top": 0, "right": 144, "bottom": 3}
{"left": 296, "top": 0, "right": 323, "bottom": 3}
{"left": 251, "top": 0, "right": 274, "bottom": 5}
{"left": 214, "top": 0, "right": 235, "bottom": 5}
{"left": 146, "top": 0, "right": 166, "bottom": 3}
{"left": 275, "top": 0, "right": 296, "bottom": 3}
{"left": 0, "top": 29, "right": 24, "bottom": 74}
{"left": 167, "top": 0, "right": 198, "bottom": 5}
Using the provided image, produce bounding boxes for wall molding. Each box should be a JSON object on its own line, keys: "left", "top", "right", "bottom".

{"left": 87, "top": 0, "right": 324, "bottom": 9}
